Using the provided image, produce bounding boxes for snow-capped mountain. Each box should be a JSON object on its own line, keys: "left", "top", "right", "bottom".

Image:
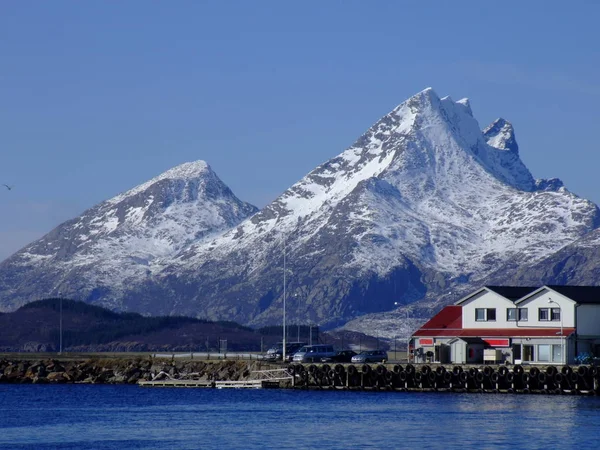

{"left": 142, "top": 88, "right": 598, "bottom": 325}
{"left": 0, "top": 88, "right": 598, "bottom": 329}
{"left": 0, "top": 161, "right": 258, "bottom": 311}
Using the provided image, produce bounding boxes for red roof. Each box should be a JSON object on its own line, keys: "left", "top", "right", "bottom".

{"left": 413, "top": 305, "right": 574, "bottom": 338}
{"left": 415, "top": 305, "right": 462, "bottom": 331}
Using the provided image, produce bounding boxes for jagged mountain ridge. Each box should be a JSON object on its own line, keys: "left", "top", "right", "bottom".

{"left": 0, "top": 161, "right": 258, "bottom": 310}
{"left": 145, "top": 88, "right": 599, "bottom": 326}
{"left": 0, "top": 88, "right": 598, "bottom": 328}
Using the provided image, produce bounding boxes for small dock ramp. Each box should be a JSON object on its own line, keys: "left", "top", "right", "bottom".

{"left": 215, "top": 368, "right": 293, "bottom": 389}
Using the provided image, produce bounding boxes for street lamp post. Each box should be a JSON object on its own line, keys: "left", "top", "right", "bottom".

{"left": 548, "top": 298, "right": 564, "bottom": 364}
{"left": 283, "top": 237, "right": 287, "bottom": 363}
{"left": 59, "top": 294, "right": 63, "bottom": 355}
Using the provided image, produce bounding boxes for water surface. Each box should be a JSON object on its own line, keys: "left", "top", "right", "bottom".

{"left": 0, "top": 385, "right": 597, "bottom": 449}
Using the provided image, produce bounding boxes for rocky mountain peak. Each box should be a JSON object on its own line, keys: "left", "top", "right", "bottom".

{"left": 483, "top": 118, "right": 519, "bottom": 154}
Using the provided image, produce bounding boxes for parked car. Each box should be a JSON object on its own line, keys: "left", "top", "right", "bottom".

{"left": 351, "top": 350, "right": 388, "bottom": 363}
{"left": 264, "top": 342, "right": 306, "bottom": 362}
{"left": 321, "top": 350, "right": 357, "bottom": 363}
{"left": 292, "top": 344, "right": 336, "bottom": 363}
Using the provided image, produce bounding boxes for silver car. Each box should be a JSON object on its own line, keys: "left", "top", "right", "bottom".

{"left": 351, "top": 350, "right": 388, "bottom": 363}
{"left": 292, "top": 344, "right": 336, "bottom": 363}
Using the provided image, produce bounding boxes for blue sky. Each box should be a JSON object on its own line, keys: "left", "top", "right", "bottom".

{"left": 1, "top": 1, "right": 599, "bottom": 260}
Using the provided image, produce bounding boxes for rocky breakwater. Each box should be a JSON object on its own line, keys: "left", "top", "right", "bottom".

{"left": 0, "top": 358, "right": 278, "bottom": 385}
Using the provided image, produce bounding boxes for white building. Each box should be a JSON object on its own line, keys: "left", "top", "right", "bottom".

{"left": 411, "top": 286, "right": 600, "bottom": 365}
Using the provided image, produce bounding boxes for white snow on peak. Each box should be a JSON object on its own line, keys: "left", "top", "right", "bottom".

{"left": 484, "top": 119, "right": 516, "bottom": 152}
{"left": 11, "top": 160, "right": 257, "bottom": 302}
{"left": 456, "top": 98, "right": 473, "bottom": 116}
{"left": 107, "top": 160, "right": 211, "bottom": 205}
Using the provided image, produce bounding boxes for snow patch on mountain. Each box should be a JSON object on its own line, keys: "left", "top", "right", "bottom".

{"left": 2, "top": 161, "right": 258, "bottom": 306}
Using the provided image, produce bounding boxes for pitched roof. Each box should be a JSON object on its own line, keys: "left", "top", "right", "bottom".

{"left": 413, "top": 327, "right": 575, "bottom": 338}
{"left": 414, "top": 305, "right": 462, "bottom": 333}
{"left": 455, "top": 286, "right": 538, "bottom": 305}
{"left": 546, "top": 285, "right": 600, "bottom": 304}
{"left": 485, "top": 286, "right": 539, "bottom": 301}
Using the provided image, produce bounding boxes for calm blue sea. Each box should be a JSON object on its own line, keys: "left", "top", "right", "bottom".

{"left": 1, "top": 385, "right": 599, "bottom": 449}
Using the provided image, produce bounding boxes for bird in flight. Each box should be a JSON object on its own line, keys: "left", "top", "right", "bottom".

{"left": 2, "top": 184, "right": 13, "bottom": 190}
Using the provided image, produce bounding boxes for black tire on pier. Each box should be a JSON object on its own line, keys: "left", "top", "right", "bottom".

{"left": 376, "top": 365, "right": 387, "bottom": 375}
{"left": 529, "top": 367, "right": 540, "bottom": 377}
{"left": 498, "top": 366, "right": 509, "bottom": 377}
{"left": 414, "top": 372, "right": 423, "bottom": 382}
{"left": 405, "top": 364, "right": 415, "bottom": 375}
{"left": 385, "top": 371, "right": 394, "bottom": 382}
{"left": 334, "top": 364, "right": 345, "bottom": 375}
{"left": 322, "top": 364, "right": 331, "bottom": 374}
{"left": 513, "top": 365, "right": 524, "bottom": 375}
{"left": 505, "top": 373, "right": 514, "bottom": 383}
{"left": 348, "top": 365, "right": 357, "bottom": 376}
{"left": 361, "top": 364, "right": 371, "bottom": 374}
{"left": 399, "top": 371, "right": 408, "bottom": 382}
{"left": 522, "top": 373, "right": 530, "bottom": 383}
{"left": 578, "top": 366, "right": 588, "bottom": 377}
{"left": 443, "top": 371, "right": 452, "bottom": 383}
{"left": 393, "top": 364, "right": 403, "bottom": 374}
{"left": 421, "top": 365, "right": 431, "bottom": 375}
{"left": 546, "top": 366, "right": 557, "bottom": 376}
{"left": 308, "top": 364, "right": 317, "bottom": 374}
{"left": 490, "top": 372, "right": 499, "bottom": 383}
{"left": 436, "top": 366, "right": 446, "bottom": 375}
{"left": 459, "top": 372, "right": 468, "bottom": 383}
{"left": 554, "top": 373, "right": 563, "bottom": 383}
{"left": 452, "top": 366, "right": 463, "bottom": 376}
{"left": 468, "top": 368, "right": 478, "bottom": 378}
{"left": 483, "top": 366, "right": 493, "bottom": 377}
{"left": 538, "top": 372, "right": 547, "bottom": 384}
{"left": 570, "top": 373, "right": 579, "bottom": 383}
{"left": 561, "top": 365, "right": 573, "bottom": 376}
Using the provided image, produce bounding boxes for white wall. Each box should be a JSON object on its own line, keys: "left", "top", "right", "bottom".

{"left": 461, "top": 290, "right": 518, "bottom": 329}
{"left": 576, "top": 304, "right": 600, "bottom": 335}
{"left": 515, "top": 289, "right": 575, "bottom": 329}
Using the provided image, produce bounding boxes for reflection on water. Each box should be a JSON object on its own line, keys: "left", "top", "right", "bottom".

{"left": 0, "top": 386, "right": 598, "bottom": 449}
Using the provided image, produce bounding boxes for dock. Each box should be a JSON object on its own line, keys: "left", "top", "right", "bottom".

{"left": 138, "top": 368, "right": 293, "bottom": 389}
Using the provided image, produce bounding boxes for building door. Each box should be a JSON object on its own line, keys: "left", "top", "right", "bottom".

{"left": 512, "top": 344, "right": 521, "bottom": 363}
{"left": 523, "top": 345, "right": 535, "bottom": 362}
{"left": 453, "top": 342, "right": 465, "bottom": 364}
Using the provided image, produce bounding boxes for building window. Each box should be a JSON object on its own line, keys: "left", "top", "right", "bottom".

{"left": 539, "top": 308, "right": 550, "bottom": 321}
{"left": 552, "top": 344, "right": 562, "bottom": 363}
{"left": 519, "top": 308, "right": 528, "bottom": 321}
{"left": 476, "top": 308, "right": 496, "bottom": 321}
{"left": 508, "top": 308, "right": 528, "bottom": 321}
{"left": 538, "top": 344, "right": 550, "bottom": 362}
{"left": 523, "top": 345, "right": 535, "bottom": 362}
{"left": 552, "top": 344, "right": 562, "bottom": 362}
{"left": 551, "top": 308, "right": 561, "bottom": 321}
{"left": 507, "top": 308, "right": 516, "bottom": 321}
{"left": 475, "top": 308, "right": 485, "bottom": 321}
